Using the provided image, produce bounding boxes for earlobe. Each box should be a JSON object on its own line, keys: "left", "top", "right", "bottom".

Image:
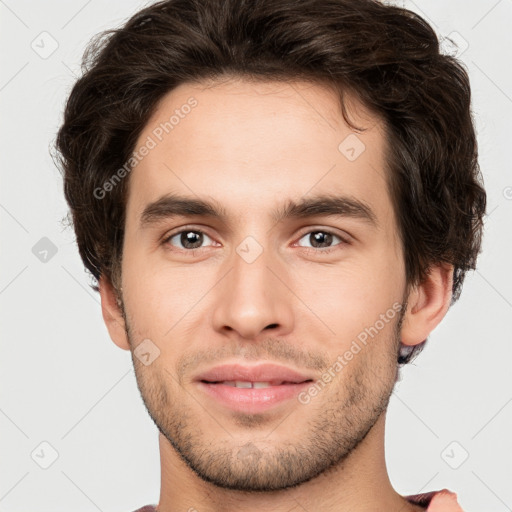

{"left": 98, "top": 276, "right": 131, "bottom": 351}
{"left": 400, "top": 263, "right": 454, "bottom": 346}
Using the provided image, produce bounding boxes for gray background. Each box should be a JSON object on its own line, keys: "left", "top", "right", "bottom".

{"left": 1, "top": 0, "right": 511, "bottom": 510}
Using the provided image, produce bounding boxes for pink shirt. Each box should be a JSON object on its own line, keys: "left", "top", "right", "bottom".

{"left": 132, "top": 488, "right": 464, "bottom": 511}
{"left": 405, "top": 489, "right": 464, "bottom": 511}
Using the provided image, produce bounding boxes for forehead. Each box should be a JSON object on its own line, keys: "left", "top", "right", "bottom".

{"left": 127, "top": 78, "right": 391, "bottom": 226}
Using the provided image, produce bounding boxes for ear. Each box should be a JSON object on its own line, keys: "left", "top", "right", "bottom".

{"left": 400, "top": 263, "right": 453, "bottom": 346}
{"left": 98, "top": 276, "right": 130, "bottom": 351}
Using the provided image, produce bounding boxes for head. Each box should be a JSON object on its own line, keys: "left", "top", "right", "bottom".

{"left": 54, "top": 0, "right": 486, "bottom": 493}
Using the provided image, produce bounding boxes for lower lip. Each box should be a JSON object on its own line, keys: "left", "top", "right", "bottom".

{"left": 196, "top": 381, "right": 311, "bottom": 414}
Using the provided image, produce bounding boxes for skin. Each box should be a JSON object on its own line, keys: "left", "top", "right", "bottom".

{"left": 99, "top": 77, "right": 453, "bottom": 512}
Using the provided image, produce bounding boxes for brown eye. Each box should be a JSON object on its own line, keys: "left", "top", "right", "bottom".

{"left": 297, "top": 230, "right": 346, "bottom": 252}
{"left": 165, "top": 230, "right": 214, "bottom": 250}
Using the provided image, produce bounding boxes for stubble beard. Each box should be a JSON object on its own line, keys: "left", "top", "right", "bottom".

{"left": 121, "top": 300, "right": 404, "bottom": 492}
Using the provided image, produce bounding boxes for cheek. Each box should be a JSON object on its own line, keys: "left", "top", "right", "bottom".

{"left": 292, "top": 258, "right": 404, "bottom": 340}
{"left": 121, "top": 252, "right": 216, "bottom": 339}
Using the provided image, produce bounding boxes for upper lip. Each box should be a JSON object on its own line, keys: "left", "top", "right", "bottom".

{"left": 194, "top": 363, "right": 314, "bottom": 385}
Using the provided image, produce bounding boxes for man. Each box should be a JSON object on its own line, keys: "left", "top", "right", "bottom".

{"left": 54, "top": 0, "right": 486, "bottom": 510}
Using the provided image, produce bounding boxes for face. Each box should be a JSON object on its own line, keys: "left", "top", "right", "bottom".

{"left": 117, "top": 78, "right": 408, "bottom": 491}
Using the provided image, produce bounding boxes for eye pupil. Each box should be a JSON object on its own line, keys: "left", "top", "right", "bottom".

{"left": 181, "top": 231, "right": 203, "bottom": 249}
{"left": 311, "top": 231, "right": 333, "bottom": 248}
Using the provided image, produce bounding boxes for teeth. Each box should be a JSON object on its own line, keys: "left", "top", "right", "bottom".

{"left": 219, "top": 381, "right": 273, "bottom": 388}
{"left": 252, "top": 382, "right": 272, "bottom": 388}
{"left": 235, "top": 381, "right": 252, "bottom": 388}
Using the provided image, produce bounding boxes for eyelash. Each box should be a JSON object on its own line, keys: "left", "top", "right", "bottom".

{"left": 162, "top": 227, "right": 350, "bottom": 256}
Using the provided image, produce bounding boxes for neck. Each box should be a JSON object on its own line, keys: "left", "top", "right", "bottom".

{"left": 156, "top": 412, "right": 420, "bottom": 512}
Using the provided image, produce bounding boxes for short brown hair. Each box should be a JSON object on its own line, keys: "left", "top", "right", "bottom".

{"left": 54, "top": 0, "right": 486, "bottom": 364}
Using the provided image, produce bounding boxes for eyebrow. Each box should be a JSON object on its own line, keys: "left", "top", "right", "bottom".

{"left": 140, "top": 192, "right": 378, "bottom": 228}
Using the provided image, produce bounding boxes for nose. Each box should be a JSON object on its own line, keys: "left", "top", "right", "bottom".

{"left": 211, "top": 240, "right": 294, "bottom": 341}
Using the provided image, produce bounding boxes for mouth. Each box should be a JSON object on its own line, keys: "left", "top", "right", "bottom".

{"left": 196, "top": 378, "right": 314, "bottom": 413}
{"left": 193, "top": 363, "right": 316, "bottom": 414}
{"left": 201, "top": 379, "right": 312, "bottom": 388}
